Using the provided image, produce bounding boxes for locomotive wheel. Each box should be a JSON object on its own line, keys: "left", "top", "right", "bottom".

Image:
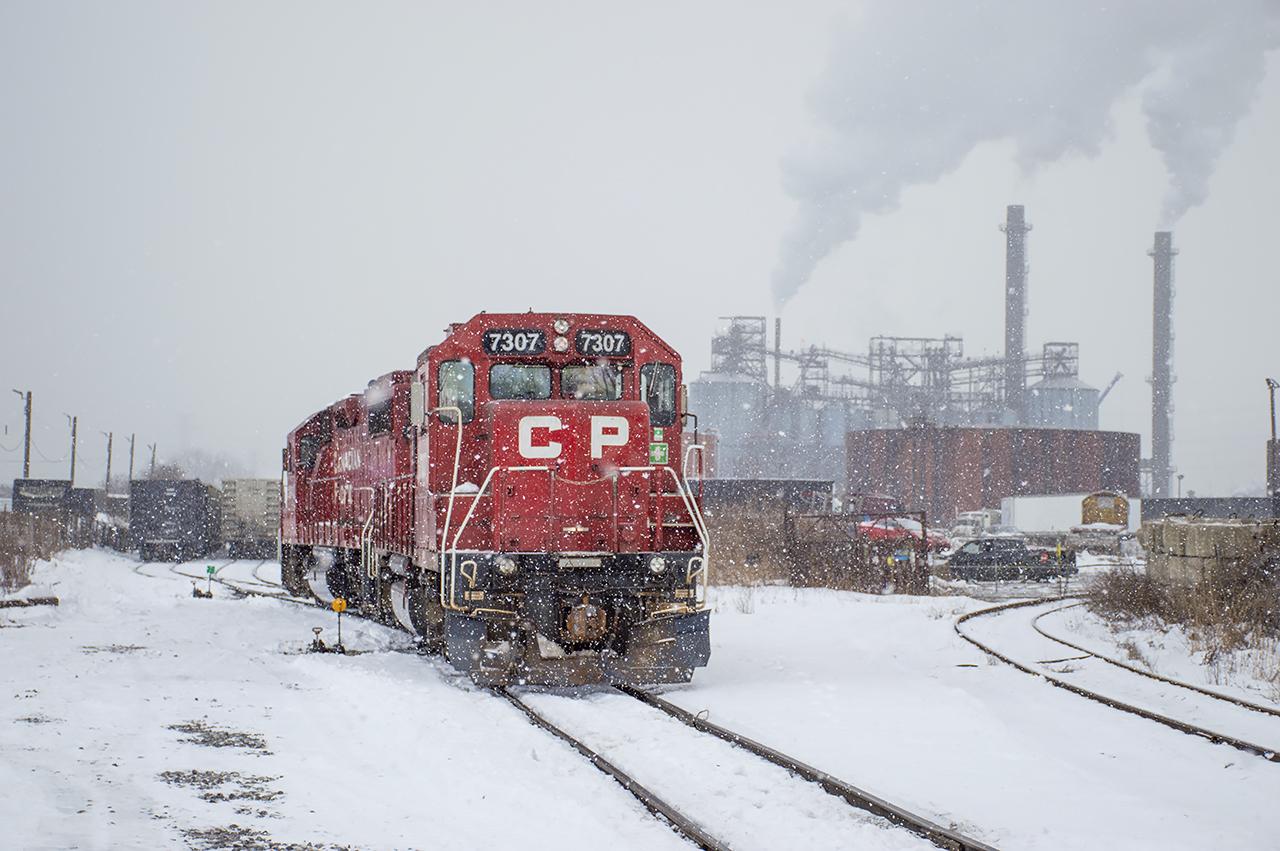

{"left": 326, "top": 559, "right": 357, "bottom": 603}
{"left": 281, "top": 545, "right": 310, "bottom": 597}
{"left": 406, "top": 578, "right": 445, "bottom": 644}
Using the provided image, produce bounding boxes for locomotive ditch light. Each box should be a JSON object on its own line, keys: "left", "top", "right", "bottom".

{"left": 496, "top": 554, "right": 518, "bottom": 576}
{"left": 648, "top": 555, "right": 667, "bottom": 575}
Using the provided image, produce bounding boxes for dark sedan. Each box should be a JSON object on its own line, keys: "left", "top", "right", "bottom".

{"left": 945, "top": 537, "right": 1076, "bottom": 581}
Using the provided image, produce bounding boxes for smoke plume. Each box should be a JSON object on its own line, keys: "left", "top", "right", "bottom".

{"left": 773, "top": 0, "right": 1280, "bottom": 310}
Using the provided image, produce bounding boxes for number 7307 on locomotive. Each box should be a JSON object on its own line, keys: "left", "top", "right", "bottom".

{"left": 280, "top": 312, "right": 711, "bottom": 686}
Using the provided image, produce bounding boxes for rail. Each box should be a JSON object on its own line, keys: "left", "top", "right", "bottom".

{"left": 136, "top": 563, "right": 992, "bottom": 848}
{"left": 1030, "top": 601, "right": 1280, "bottom": 719}
{"left": 494, "top": 687, "right": 731, "bottom": 851}
{"left": 956, "top": 599, "right": 1280, "bottom": 763}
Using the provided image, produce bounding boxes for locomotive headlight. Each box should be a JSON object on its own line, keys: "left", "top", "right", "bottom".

{"left": 553, "top": 319, "right": 570, "bottom": 334}
{"left": 495, "top": 555, "right": 518, "bottom": 576}
{"left": 648, "top": 555, "right": 667, "bottom": 575}
{"left": 553, "top": 336, "right": 569, "bottom": 352}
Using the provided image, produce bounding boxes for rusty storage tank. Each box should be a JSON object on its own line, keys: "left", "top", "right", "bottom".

{"left": 846, "top": 426, "right": 1140, "bottom": 525}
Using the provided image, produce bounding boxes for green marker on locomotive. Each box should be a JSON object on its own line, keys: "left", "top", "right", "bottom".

{"left": 281, "top": 312, "right": 711, "bottom": 685}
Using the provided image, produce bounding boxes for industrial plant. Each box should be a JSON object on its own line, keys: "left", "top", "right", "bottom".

{"left": 690, "top": 205, "right": 1180, "bottom": 525}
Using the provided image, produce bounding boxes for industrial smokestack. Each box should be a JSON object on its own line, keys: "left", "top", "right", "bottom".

{"left": 1148, "top": 231, "right": 1177, "bottom": 498}
{"left": 1001, "top": 205, "right": 1030, "bottom": 422}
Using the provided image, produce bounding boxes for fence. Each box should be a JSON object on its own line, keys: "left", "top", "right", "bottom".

{"left": 0, "top": 511, "right": 65, "bottom": 591}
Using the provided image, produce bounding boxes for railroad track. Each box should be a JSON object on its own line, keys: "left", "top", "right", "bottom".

{"left": 497, "top": 685, "right": 999, "bottom": 851}
{"left": 134, "top": 558, "right": 300, "bottom": 600}
{"left": 136, "top": 559, "right": 1002, "bottom": 848}
{"left": 957, "top": 598, "right": 1280, "bottom": 762}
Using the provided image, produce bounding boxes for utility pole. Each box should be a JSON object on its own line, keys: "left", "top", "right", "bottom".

{"left": 102, "top": 432, "right": 113, "bottom": 493}
{"left": 66, "top": 415, "right": 77, "bottom": 486}
{"left": 12, "top": 389, "right": 31, "bottom": 478}
{"left": 128, "top": 434, "right": 136, "bottom": 483}
{"left": 1268, "top": 379, "right": 1279, "bottom": 501}
{"left": 149, "top": 443, "right": 157, "bottom": 477}
{"left": 1268, "top": 379, "right": 1278, "bottom": 443}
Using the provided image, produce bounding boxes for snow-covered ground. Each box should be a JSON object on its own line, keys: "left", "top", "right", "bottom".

{"left": 4, "top": 550, "right": 1280, "bottom": 850}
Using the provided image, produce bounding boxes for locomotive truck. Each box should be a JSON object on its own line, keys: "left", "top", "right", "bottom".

{"left": 280, "top": 312, "right": 711, "bottom": 686}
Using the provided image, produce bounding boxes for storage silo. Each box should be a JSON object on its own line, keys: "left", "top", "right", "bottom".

{"left": 1026, "top": 376, "right": 1100, "bottom": 430}
{"left": 689, "top": 373, "right": 767, "bottom": 478}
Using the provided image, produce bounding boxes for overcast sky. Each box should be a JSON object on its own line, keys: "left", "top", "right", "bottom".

{"left": 3, "top": 1, "right": 1278, "bottom": 498}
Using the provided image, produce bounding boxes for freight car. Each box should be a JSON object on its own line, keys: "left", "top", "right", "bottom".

{"left": 220, "top": 478, "right": 281, "bottom": 558}
{"left": 280, "top": 312, "right": 711, "bottom": 686}
{"left": 130, "top": 479, "right": 221, "bottom": 562}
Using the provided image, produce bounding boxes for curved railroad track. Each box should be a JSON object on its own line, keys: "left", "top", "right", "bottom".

{"left": 957, "top": 598, "right": 1280, "bottom": 763}
{"left": 1030, "top": 601, "right": 1280, "bottom": 720}
{"left": 497, "top": 685, "right": 999, "bottom": 851}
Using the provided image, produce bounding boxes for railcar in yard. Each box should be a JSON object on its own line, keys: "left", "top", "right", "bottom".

{"left": 281, "top": 312, "right": 711, "bottom": 685}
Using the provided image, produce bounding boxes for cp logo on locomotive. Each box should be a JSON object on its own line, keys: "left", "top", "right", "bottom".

{"left": 518, "top": 415, "right": 630, "bottom": 460}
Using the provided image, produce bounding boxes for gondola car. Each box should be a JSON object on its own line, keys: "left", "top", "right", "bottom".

{"left": 280, "top": 312, "right": 711, "bottom": 686}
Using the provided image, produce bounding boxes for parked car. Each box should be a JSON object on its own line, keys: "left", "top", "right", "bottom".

{"left": 893, "top": 517, "right": 951, "bottom": 552}
{"left": 980, "top": 525, "right": 1028, "bottom": 539}
{"left": 945, "top": 536, "right": 1076, "bottom": 581}
{"left": 858, "top": 517, "right": 916, "bottom": 544}
{"left": 858, "top": 517, "right": 950, "bottom": 553}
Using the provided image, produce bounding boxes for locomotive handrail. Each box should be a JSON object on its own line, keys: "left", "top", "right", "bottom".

{"left": 662, "top": 465, "right": 711, "bottom": 596}
{"left": 682, "top": 443, "right": 706, "bottom": 480}
{"left": 444, "top": 464, "right": 552, "bottom": 611}
{"left": 617, "top": 464, "right": 711, "bottom": 605}
{"left": 442, "top": 463, "right": 710, "bottom": 611}
{"left": 356, "top": 486, "right": 378, "bottom": 580}
{"left": 435, "top": 404, "right": 465, "bottom": 609}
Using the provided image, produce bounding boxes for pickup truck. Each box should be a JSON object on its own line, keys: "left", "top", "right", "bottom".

{"left": 945, "top": 536, "right": 1077, "bottom": 581}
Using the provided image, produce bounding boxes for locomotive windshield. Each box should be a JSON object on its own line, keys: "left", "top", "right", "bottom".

{"left": 490, "top": 364, "right": 551, "bottom": 400}
{"left": 640, "top": 362, "right": 677, "bottom": 427}
{"left": 562, "top": 363, "right": 623, "bottom": 400}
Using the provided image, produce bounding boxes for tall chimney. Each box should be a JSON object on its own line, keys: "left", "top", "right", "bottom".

{"left": 1001, "top": 205, "right": 1030, "bottom": 421}
{"left": 1148, "top": 232, "right": 1177, "bottom": 498}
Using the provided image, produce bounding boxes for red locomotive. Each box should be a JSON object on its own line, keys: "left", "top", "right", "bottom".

{"left": 281, "top": 312, "right": 711, "bottom": 685}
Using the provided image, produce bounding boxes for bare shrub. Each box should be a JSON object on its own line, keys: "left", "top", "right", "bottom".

{"left": 1087, "top": 561, "right": 1280, "bottom": 688}
{"left": 1086, "top": 566, "right": 1166, "bottom": 624}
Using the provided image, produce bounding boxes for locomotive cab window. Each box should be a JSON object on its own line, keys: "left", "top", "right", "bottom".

{"left": 367, "top": 388, "right": 393, "bottom": 435}
{"left": 297, "top": 434, "right": 324, "bottom": 471}
{"left": 562, "top": 363, "right": 624, "bottom": 400}
{"left": 489, "top": 364, "right": 551, "bottom": 400}
{"left": 640, "top": 362, "right": 677, "bottom": 427}
{"left": 437, "top": 360, "right": 475, "bottom": 424}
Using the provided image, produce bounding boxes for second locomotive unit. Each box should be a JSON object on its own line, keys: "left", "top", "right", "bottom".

{"left": 280, "top": 312, "right": 711, "bottom": 685}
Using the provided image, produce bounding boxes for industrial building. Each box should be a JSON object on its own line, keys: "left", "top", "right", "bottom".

{"left": 690, "top": 205, "right": 1168, "bottom": 524}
